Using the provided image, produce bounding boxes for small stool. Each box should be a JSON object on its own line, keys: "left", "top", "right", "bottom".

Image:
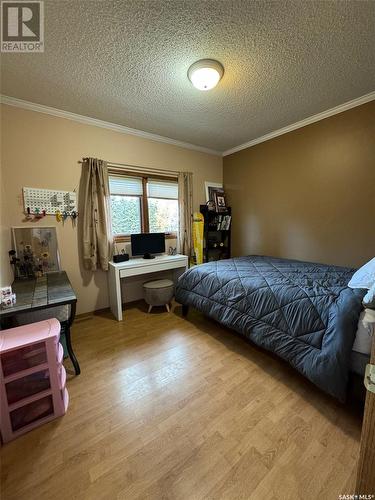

{"left": 143, "top": 279, "right": 174, "bottom": 313}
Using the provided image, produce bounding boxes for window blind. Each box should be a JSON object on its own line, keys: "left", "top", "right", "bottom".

{"left": 109, "top": 175, "right": 143, "bottom": 196}
{"left": 147, "top": 179, "right": 178, "bottom": 199}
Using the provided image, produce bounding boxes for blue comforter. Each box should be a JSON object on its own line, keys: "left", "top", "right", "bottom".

{"left": 175, "top": 256, "right": 365, "bottom": 400}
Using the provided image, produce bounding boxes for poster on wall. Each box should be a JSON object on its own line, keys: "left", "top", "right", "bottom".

{"left": 12, "top": 227, "right": 61, "bottom": 278}
{"left": 204, "top": 181, "right": 223, "bottom": 203}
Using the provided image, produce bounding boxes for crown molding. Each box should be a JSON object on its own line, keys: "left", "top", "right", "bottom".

{"left": 0, "top": 95, "right": 222, "bottom": 157}
{"left": 2, "top": 91, "right": 374, "bottom": 158}
{"left": 222, "top": 90, "right": 375, "bottom": 156}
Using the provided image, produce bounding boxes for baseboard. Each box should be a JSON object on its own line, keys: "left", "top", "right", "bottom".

{"left": 75, "top": 299, "right": 147, "bottom": 321}
{"left": 75, "top": 307, "right": 111, "bottom": 321}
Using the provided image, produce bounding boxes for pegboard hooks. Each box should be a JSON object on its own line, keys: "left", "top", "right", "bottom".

{"left": 23, "top": 207, "right": 47, "bottom": 222}
{"left": 22, "top": 187, "right": 78, "bottom": 226}
{"left": 55, "top": 210, "right": 79, "bottom": 226}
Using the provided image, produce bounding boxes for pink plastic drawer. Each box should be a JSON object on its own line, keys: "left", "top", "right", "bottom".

{"left": 59, "top": 365, "right": 66, "bottom": 390}
{"left": 1, "top": 342, "right": 47, "bottom": 377}
{"left": 5, "top": 369, "right": 51, "bottom": 405}
{"left": 62, "top": 388, "right": 69, "bottom": 412}
{"left": 10, "top": 395, "right": 54, "bottom": 432}
{"left": 57, "top": 343, "right": 63, "bottom": 365}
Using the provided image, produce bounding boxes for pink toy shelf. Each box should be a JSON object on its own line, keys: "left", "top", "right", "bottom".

{"left": 0, "top": 319, "right": 68, "bottom": 443}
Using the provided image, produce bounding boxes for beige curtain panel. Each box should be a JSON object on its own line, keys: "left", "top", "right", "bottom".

{"left": 81, "top": 158, "right": 113, "bottom": 271}
{"left": 178, "top": 172, "right": 193, "bottom": 259}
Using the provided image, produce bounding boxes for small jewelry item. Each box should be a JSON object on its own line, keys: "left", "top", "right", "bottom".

{"left": 55, "top": 210, "right": 63, "bottom": 222}
{"left": 62, "top": 211, "right": 69, "bottom": 225}
{"left": 70, "top": 211, "right": 78, "bottom": 227}
{"left": 34, "top": 208, "right": 43, "bottom": 220}
{"left": 25, "top": 207, "right": 33, "bottom": 221}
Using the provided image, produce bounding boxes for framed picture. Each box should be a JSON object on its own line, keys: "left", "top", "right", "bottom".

{"left": 12, "top": 226, "right": 61, "bottom": 278}
{"left": 214, "top": 191, "right": 227, "bottom": 212}
{"left": 204, "top": 181, "right": 223, "bottom": 203}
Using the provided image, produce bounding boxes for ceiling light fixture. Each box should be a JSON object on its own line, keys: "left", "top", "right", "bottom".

{"left": 187, "top": 59, "right": 224, "bottom": 91}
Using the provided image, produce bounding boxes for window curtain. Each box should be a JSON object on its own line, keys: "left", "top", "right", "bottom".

{"left": 178, "top": 172, "right": 193, "bottom": 259}
{"left": 81, "top": 158, "right": 113, "bottom": 271}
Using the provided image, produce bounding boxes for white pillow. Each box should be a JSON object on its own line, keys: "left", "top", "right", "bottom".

{"left": 363, "top": 282, "right": 375, "bottom": 309}
{"left": 352, "top": 308, "right": 375, "bottom": 355}
{"left": 348, "top": 257, "right": 375, "bottom": 289}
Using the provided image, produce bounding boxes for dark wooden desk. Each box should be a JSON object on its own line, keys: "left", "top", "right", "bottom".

{"left": 0, "top": 271, "right": 80, "bottom": 375}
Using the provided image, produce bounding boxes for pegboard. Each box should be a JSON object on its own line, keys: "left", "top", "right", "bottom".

{"left": 23, "top": 187, "right": 77, "bottom": 215}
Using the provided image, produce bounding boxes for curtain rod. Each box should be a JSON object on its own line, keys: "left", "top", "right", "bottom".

{"left": 78, "top": 158, "right": 179, "bottom": 177}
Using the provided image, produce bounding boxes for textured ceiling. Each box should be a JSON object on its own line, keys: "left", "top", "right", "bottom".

{"left": 1, "top": 0, "right": 375, "bottom": 152}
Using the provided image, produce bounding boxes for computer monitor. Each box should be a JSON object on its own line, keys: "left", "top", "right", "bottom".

{"left": 131, "top": 233, "right": 166, "bottom": 259}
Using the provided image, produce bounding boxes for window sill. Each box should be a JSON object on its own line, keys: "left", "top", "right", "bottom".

{"left": 114, "top": 233, "right": 177, "bottom": 243}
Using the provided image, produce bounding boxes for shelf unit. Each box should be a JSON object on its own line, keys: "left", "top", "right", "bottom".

{"left": 200, "top": 205, "right": 232, "bottom": 263}
{"left": 0, "top": 319, "right": 68, "bottom": 443}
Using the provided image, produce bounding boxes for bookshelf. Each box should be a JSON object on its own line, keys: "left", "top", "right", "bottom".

{"left": 200, "top": 205, "right": 232, "bottom": 263}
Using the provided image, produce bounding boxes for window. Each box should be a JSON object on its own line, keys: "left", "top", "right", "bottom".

{"left": 109, "top": 176, "right": 143, "bottom": 235}
{"left": 109, "top": 173, "right": 179, "bottom": 238}
{"left": 147, "top": 179, "right": 179, "bottom": 233}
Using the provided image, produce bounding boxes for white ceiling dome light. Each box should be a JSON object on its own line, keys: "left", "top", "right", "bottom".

{"left": 187, "top": 59, "right": 224, "bottom": 91}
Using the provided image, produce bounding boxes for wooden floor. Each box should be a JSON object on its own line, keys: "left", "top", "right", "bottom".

{"left": 1, "top": 302, "right": 363, "bottom": 500}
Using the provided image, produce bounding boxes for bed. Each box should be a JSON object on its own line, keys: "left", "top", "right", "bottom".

{"left": 175, "top": 255, "right": 368, "bottom": 401}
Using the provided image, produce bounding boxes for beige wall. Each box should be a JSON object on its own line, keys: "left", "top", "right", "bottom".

{"left": 1, "top": 104, "right": 222, "bottom": 313}
{"left": 0, "top": 180, "right": 12, "bottom": 287}
{"left": 0, "top": 142, "right": 12, "bottom": 287}
{"left": 223, "top": 101, "right": 375, "bottom": 268}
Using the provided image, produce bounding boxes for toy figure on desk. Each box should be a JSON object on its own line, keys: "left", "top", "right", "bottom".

{"left": 9, "top": 248, "right": 34, "bottom": 279}
{"left": 0, "top": 285, "right": 16, "bottom": 308}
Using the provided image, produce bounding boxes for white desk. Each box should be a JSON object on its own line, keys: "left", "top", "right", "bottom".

{"left": 108, "top": 254, "right": 188, "bottom": 321}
